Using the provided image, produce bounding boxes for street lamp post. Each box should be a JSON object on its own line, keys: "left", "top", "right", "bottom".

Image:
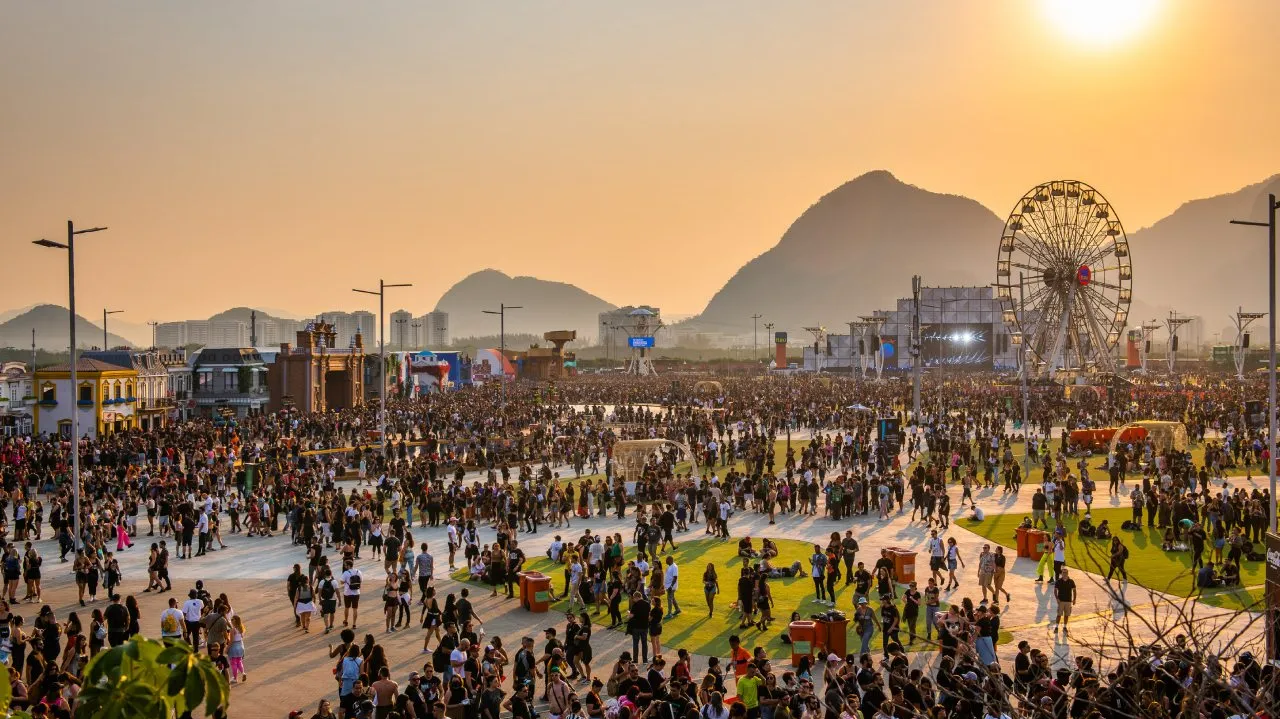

{"left": 1231, "top": 193, "right": 1280, "bottom": 533}
{"left": 483, "top": 304, "right": 522, "bottom": 407}
{"left": 353, "top": 280, "right": 412, "bottom": 455}
{"left": 102, "top": 309, "right": 123, "bottom": 350}
{"left": 751, "top": 314, "right": 762, "bottom": 360}
{"left": 34, "top": 220, "right": 108, "bottom": 552}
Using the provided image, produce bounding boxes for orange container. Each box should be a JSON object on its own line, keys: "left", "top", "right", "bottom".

{"left": 1015, "top": 526, "right": 1031, "bottom": 558}
{"left": 1027, "top": 530, "right": 1049, "bottom": 562}
{"left": 788, "top": 621, "right": 817, "bottom": 666}
{"left": 819, "top": 617, "right": 848, "bottom": 658}
{"left": 520, "top": 571, "right": 552, "bottom": 612}
{"left": 887, "top": 548, "right": 917, "bottom": 584}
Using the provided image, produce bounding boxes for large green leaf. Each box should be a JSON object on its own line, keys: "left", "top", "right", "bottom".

{"left": 76, "top": 637, "right": 229, "bottom": 718}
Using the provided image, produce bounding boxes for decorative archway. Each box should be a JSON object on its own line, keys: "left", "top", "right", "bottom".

{"left": 611, "top": 439, "right": 699, "bottom": 481}
{"left": 1107, "top": 420, "right": 1189, "bottom": 458}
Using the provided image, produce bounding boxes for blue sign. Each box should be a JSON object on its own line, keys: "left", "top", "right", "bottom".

{"left": 629, "top": 336, "right": 655, "bottom": 348}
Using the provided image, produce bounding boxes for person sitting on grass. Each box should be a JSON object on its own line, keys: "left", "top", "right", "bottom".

{"left": 1196, "top": 561, "right": 1222, "bottom": 589}
{"left": 1094, "top": 520, "right": 1111, "bottom": 540}
{"left": 967, "top": 504, "right": 984, "bottom": 522}
{"left": 1162, "top": 527, "right": 1186, "bottom": 552}
{"left": 737, "top": 537, "right": 759, "bottom": 560}
{"left": 1221, "top": 560, "right": 1241, "bottom": 587}
{"left": 1077, "top": 514, "right": 1095, "bottom": 538}
{"left": 760, "top": 538, "right": 778, "bottom": 560}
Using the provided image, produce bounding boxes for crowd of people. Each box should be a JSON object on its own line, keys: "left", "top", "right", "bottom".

{"left": 0, "top": 371, "right": 1275, "bottom": 718}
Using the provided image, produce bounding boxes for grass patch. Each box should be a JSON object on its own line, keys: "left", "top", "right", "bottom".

{"left": 453, "top": 537, "right": 1010, "bottom": 658}
{"left": 967, "top": 508, "right": 1267, "bottom": 611}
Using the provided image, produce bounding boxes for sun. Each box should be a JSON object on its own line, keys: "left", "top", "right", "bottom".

{"left": 1041, "top": 0, "right": 1160, "bottom": 47}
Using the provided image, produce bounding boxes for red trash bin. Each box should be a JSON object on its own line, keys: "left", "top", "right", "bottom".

{"left": 818, "top": 617, "right": 849, "bottom": 658}
{"left": 1015, "top": 526, "right": 1031, "bottom": 558}
{"left": 788, "top": 621, "right": 817, "bottom": 667}
{"left": 887, "top": 548, "right": 917, "bottom": 584}
{"left": 520, "top": 571, "right": 553, "bottom": 612}
{"left": 1027, "top": 530, "right": 1049, "bottom": 562}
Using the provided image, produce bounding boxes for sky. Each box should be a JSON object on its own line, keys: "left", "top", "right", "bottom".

{"left": 2, "top": 0, "right": 1278, "bottom": 322}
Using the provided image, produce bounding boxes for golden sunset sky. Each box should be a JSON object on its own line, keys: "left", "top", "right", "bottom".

{"left": 2, "top": 1, "right": 1278, "bottom": 321}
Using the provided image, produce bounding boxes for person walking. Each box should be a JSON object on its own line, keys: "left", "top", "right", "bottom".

{"left": 1053, "top": 568, "right": 1076, "bottom": 635}
{"left": 663, "top": 556, "right": 680, "bottom": 618}
{"left": 227, "top": 615, "right": 247, "bottom": 683}
{"left": 809, "top": 545, "right": 828, "bottom": 605}
{"left": 854, "top": 597, "right": 876, "bottom": 655}
{"left": 627, "top": 592, "right": 650, "bottom": 663}
{"left": 703, "top": 564, "right": 719, "bottom": 617}
{"left": 992, "top": 546, "right": 1011, "bottom": 602}
{"left": 944, "top": 538, "right": 965, "bottom": 592}
{"left": 1106, "top": 536, "right": 1129, "bottom": 584}
{"left": 976, "top": 544, "right": 996, "bottom": 602}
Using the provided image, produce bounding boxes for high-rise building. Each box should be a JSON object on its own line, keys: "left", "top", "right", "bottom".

{"left": 389, "top": 310, "right": 414, "bottom": 350}
{"left": 424, "top": 311, "right": 449, "bottom": 348}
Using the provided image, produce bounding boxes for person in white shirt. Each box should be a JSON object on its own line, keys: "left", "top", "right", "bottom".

{"left": 663, "top": 556, "right": 680, "bottom": 617}
{"left": 446, "top": 519, "right": 460, "bottom": 571}
{"left": 341, "top": 561, "right": 363, "bottom": 629}
{"left": 548, "top": 538, "right": 565, "bottom": 563}
{"left": 160, "top": 597, "right": 186, "bottom": 640}
{"left": 181, "top": 590, "right": 204, "bottom": 646}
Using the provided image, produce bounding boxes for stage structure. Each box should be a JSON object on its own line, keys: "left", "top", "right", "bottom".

{"left": 858, "top": 316, "right": 888, "bottom": 380}
{"left": 617, "top": 308, "right": 662, "bottom": 376}
{"left": 1138, "top": 321, "right": 1161, "bottom": 374}
{"left": 1166, "top": 311, "right": 1193, "bottom": 374}
{"left": 1232, "top": 308, "right": 1266, "bottom": 380}
{"left": 996, "top": 180, "right": 1133, "bottom": 379}
{"left": 802, "top": 326, "right": 827, "bottom": 373}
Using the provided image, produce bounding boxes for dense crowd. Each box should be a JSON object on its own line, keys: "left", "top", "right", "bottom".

{"left": 0, "top": 371, "right": 1275, "bottom": 718}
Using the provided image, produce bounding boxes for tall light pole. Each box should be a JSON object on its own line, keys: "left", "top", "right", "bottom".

{"left": 34, "top": 220, "right": 108, "bottom": 552}
{"left": 353, "top": 280, "right": 412, "bottom": 453}
{"left": 751, "top": 314, "right": 762, "bottom": 360}
{"left": 147, "top": 320, "right": 159, "bottom": 349}
{"left": 102, "top": 309, "right": 123, "bottom": 350}
{"left": 1231, "top": 193, "right": 1280, "bottom": 533}
{"left": 483, "top": 304, "right": 521, "bottom": 407}
{"left": 764, "top": 323, "right": 774, "bottom": 368}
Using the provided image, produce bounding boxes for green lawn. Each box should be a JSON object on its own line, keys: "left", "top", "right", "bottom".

{"left": 967, "top": 508, "right": 1266, "bottom": 611}
{"left": 453, "top": 537, "right": 1009, "bottom": 658}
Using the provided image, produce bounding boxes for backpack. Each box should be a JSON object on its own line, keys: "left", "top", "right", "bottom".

{"left": 346, "top": 572, "right": 362, "bottom": 591}
{"left": 320, "top": 579, "right": 336, "bottom": 601}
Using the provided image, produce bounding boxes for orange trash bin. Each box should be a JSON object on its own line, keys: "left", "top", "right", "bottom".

{"left": 887, "top": 547, "right": 917, "bottom": 584}
{"left": 520, "top": 571, "right": 553, "bottom": 612}
{"left": 1015, "top": 526, "right": 1030, "bottom": 558}
{"left": 788, "top": 621, "right": 817, "bottom": 666}
{"left": 1027, "top": 530, "right": 1049, "bottom": 562}
{"left": 819, "top": 617, "right": 849, "bottom": 658}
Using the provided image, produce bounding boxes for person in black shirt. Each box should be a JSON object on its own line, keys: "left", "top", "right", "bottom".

{"left": 103, "top": 594, "right": 130, "bottom": 647}
{"left": 1054, "top": 569, "right": 1077, "bottom": 634}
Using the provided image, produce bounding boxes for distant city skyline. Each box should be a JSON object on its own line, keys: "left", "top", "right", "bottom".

{"left": 3, "top": 1, "right": 1278, "bottom": 322}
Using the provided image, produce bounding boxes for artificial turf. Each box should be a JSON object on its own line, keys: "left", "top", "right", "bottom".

{"left": 452, "top": 536, "right": 1011, "bottom": 658}
{"left": 966, "top": 507, "right": 1266, "bottom": 611}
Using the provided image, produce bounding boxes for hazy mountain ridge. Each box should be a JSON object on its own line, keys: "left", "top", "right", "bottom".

{"left": 0, "top": 305, "right": 132, "bottom": 351}
{"left": 433, "top": 269, "right": 617, "bottom": 341}
{"left": 684, "top": 170, "right": 1004, "bottom": 335}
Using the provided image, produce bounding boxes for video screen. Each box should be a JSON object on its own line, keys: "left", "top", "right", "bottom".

{"left": 921, "top": 323, "right": 993, "bottom": 369}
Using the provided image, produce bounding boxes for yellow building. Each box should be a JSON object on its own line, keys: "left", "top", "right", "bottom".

{"left": 33, "top": 358, "right": 139, "bottom": 439}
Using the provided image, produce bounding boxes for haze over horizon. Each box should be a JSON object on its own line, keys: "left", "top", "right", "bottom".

{"left": 3, "top": 1, "right": 1279, "bottom": 322}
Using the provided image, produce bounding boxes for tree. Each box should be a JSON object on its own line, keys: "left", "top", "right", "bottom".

{"left": 72, "top": 636, "right": 230, "bottom": 718}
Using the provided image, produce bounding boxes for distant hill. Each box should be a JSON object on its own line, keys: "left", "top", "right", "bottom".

{"left": 434, "top": 269, "right": 616, "bottom": 341}
{"left": 686, "top": 171, "right": 1004, "bottom": 334}
{"left": 0, "top": 304, "right": 132, "bottom": 351}
{"left": 207, "top": 307, "right": 292, "bottom": 325}
{"left": 1127, "top": 175, "right": 1280, "bottom": 327}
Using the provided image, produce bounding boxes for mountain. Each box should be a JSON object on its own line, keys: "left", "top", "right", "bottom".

{"left": 434, "top": 269, "right": 616, "bottom": 341}
{"left": 207, "top": 307, "right": 291, "bottom": 325}
{"left": 0, "top": 304, "right": 132, "bottom": 351}
{"left": 1127, "top": 175, "right": 1280, "bottom": 329}
{"left": 687, "top": 171, "right": 1005, "bottom": 333}
{"left": 0, "top": 305, "right": 37, "bottom": 325}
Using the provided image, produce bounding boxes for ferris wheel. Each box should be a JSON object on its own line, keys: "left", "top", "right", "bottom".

{"left": 996, "top": 180, "right": 1132, "bottom": 377}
